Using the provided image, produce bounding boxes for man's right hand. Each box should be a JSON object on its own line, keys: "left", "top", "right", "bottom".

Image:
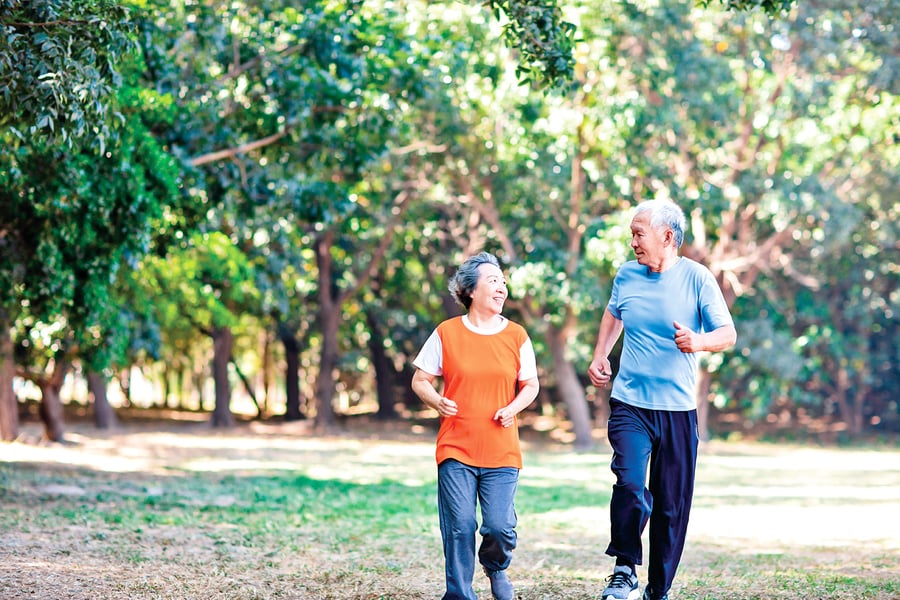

{"left": 588, "top": 359, "right": 612, "bottom": 388}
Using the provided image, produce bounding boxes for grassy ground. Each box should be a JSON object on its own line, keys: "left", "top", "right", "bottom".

{"left": 1, "top": 418, "right": 898, "bottom": 599}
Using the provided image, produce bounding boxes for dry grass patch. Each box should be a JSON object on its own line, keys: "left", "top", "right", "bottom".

{"left": 1, "top": 421, "right": 898, "bottom": 599}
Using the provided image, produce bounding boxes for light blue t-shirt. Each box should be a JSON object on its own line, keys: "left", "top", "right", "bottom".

{"left": 608, "top": 257, "right": 734, "bottom": 411}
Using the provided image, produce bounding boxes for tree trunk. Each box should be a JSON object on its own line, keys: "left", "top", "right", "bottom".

{"left": 211, "top": 326, "right": 235, "bottom": 427}
{"left": 314, "top": 308, "right": 340, "bottom": 429}
{"left": 0, "top": 322, "right": 18, "bottom": 442}
{"left": 261, "top": 330, "right": 271, "bottom": 414}
{"left": 593, "top": 386, "right": 611, "bottom": 431}
{"left": 695, "top": 366, "right": 712, "bottom": 442}
{"left": 156, "top": 366, "right": 168, "bottom": 408}
{"left": 36, "top": 354, "right": 69, "bottom": 442}
{"left": 38, "top": 380, "right": 66, "bottom": 442}
{"left": 310, "top": 193, "right": 408, "bottom": 429}
{"left": 278, "top": 323, "right": 305, "bottom": 421}
{"left": 834, "top": 364, "right": 865, "bottom": 436}
{"left": 88, "top": 371, "right": 118, "bottom": 429}
{"left": 850, "top": 389, "right": 866, "bottom": 436}
{"left": 176, "top": 366, "right": 186, "bottom": 410}
{"left": 230, "top": 355, "right": 261, "bottom": 417}
{"left": 163, "top": 364, "right": 172, "bottom": 408}
{"left": 546, "top": 324, "right": 594, "bottom": 450}
{"left": 118, "top": 367, "right": 132, "bottom": 408}
{"left": 314, "top": 231, "right": 339, "bottom": 430}
{"left": 367, "top": 310, "right": 397, "bottom": 420}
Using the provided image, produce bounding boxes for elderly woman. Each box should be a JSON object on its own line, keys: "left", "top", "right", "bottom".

{"left": 412, "top": 251, "right": 540, "bottom": 600}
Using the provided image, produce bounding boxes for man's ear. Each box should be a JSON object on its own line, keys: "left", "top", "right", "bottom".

{"left": 664, "top": 228, "right": 675, "bottom": 246}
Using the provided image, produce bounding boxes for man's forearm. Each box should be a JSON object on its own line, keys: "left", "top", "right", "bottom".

{"left": 701, "top": 324, "right": 737, "bottom": 352}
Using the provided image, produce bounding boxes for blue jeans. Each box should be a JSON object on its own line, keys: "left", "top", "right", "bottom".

{"left": 437, "top": 459, "right": 519, "bottom": 600}
{"left": 605, "top": 399, "right": 699, "bottom": 597}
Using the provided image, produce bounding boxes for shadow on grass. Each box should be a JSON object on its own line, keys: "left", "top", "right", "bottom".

{"left": 1, "top": 458, "right": 609, "bottom": 535}
{"left": 3, "top": 434, "right": 900, "bottom": 599}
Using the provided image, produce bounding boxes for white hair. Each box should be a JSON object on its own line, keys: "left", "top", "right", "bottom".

{"left": 635, "top": 200, "right": 686, "bottom": 247}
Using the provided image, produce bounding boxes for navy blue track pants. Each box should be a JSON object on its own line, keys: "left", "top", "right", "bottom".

{"left": 605, "top": 399, "right": 699, "bottom": 596}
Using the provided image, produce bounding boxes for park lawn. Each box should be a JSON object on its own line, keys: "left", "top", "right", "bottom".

{"left": 1, "top": 420, "right": 898, "bottom": 599}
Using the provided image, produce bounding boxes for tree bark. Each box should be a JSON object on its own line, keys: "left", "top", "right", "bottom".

{"left": 366, "top": 309, "right": 397, "bottom": 420}
{"left": 163, "top": 364, "right": 172, "bottom": 409}
{"left": 34, "top": 353, "right": 69, "bottom": 442}
{"left": 88, "top": 371, "right": 118, "bottom": 429}
{"left": 230, "top": 355, "right": 261, "bottom": 417}
{"left": 314, "top": 307, "right": 340, "bottom": 429}
{"left": 0, "top": 322, "right": 18, "bottom": 442}
{"left": 834, "top": 364, "right": 865, "bottom": 436}
{"left": 38, "top": 380, "right": 65, "bottom": 442}
{"left": 695, "top": 366, "right": 712, "bottom": 442}
{"left": 311, "top": 193, "right": 411, "bottom": 429}
{"left": 261, "top": 330, "right": 271, "bottom": 414}
{"left": 546, "top": 323, "right": 594, "bottom": 450}
{"left": 278, "top": 323, "right": 305, "bottom": 421}
{"left": 118, "top": 367, "right": 132, "bottom": 408}
{"left": 211, "top": 326, "right": 235, "bottom": 427}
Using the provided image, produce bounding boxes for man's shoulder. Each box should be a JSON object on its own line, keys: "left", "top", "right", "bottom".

{"left": 615, "top": 260, "right": 643, "bottom": 278}
{"left": 677, "top": 257, "right": 716, "bottom": 280}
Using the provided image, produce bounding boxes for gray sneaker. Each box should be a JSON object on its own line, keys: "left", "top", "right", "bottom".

{"left": 642, "top": 587, "right": 669, "bottom": 600}
{"left": 602, "top": 565, "right": 639, "bottom": 600}
{"left": 484, "top": 568, "right": 514, "bottom": 600}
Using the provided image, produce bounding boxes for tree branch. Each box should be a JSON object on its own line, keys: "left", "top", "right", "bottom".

{"left": 5, "top": 20, "right": 90, "bottom": 28}
{"left": 188, "top": 129, "right": 289, "bottom": 166}
{"left": 342, "top": 189, "right": 413, "bottom": 302}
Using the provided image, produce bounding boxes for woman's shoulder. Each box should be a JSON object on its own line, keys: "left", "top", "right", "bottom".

{"left": 436, "top": 315, "right": 466, "bottom": 333}
{"left": 502, "top": 318, "right": 530, "bottom": 339}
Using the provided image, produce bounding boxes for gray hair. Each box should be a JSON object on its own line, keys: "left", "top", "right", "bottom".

{"left": 635, "top": 200, "right": 686, "bottom": 247}
{"left": 449, "top": 251, "right": 501, "bottom": 309}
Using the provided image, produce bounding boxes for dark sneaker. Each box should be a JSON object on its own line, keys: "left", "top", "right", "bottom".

{"left": 484, "top": 568, "right": 514, "bottom": 600}
{"left": 602, "top": 565, "right": 640, "bottom": 600}
{"left": 642, "top": 586, "right": 669, "bottom": 600}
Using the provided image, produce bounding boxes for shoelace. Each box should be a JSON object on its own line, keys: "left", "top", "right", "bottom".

{"left": 605, "top": 570, "right": 634, "bottom": 587}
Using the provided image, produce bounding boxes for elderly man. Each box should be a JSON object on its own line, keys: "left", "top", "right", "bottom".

{"left": 588, "top": 200, "right": 737, "bottom": 600}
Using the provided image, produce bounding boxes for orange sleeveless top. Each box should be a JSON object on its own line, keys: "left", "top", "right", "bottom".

{"left": 434, "top": 316, "right": 528, "bottom": 469}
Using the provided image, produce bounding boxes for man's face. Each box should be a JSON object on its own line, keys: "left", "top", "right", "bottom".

{"left": 630, "top": 211, "right": 670, "bottom": 271}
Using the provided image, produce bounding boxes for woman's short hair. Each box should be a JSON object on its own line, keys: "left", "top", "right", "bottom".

{"left": 635, "top": 199, "right": 686, "bottom": 247}
{"left": 449, "top": 251, "right": 500, "bottom": 309}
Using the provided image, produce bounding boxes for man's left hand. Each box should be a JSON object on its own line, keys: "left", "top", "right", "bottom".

{"left": 673, "top": 320, "right": 699, "bottom": 353}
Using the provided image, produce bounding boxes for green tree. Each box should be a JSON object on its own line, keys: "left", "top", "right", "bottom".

{"left": 396, "top": 0, "right": 897, "bottom": 444}
{"left": 0, "top": 121, "right": 175, "bottom": 440}
{"left": 0, "top": 0, "right": 135, "bottom": 149}
{"left": 128, "top": 0, "right": 437, "bottom": 428}
{"left": 142, "top": 231, "right": 262, "bottom": 426}
{"left": 0, "top": 1, "right": 167, "bottom": 441}
{"left": 571, "top": 0, "right": 898, "bottom": 438}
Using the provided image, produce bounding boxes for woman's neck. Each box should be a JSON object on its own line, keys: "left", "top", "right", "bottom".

{"left": 467, "top": 307, "right": 503, "bottom": 329}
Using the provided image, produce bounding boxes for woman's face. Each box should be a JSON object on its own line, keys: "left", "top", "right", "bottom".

{"left": 470, "top": 263, "right": 508, "bottom": 313}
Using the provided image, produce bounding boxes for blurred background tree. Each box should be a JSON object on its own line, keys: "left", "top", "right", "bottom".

{"left": 2, "top": 0, "right": 897, "bottom": 446}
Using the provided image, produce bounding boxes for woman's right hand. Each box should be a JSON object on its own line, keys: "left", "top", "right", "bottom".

{"left": 436, "top": 396, "right": 458, "bottom": 417}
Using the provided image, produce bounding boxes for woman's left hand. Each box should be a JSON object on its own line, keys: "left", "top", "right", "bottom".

{"left": 493, "top": 408, "right": 515, "bottom": 428}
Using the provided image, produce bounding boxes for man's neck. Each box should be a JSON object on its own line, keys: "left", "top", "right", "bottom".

{"left": 649, "top": 254, "right": 680, "bottom": 273}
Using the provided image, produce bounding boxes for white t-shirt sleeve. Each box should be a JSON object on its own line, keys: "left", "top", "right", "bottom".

{"left": 412, "top": 329, "right": 443, "bottom": 376}
{"left": 414, "top": 327, "right": 537, "bottom": 381}
{"left": 518, "top": 338, "right": 538, "bottom": 381}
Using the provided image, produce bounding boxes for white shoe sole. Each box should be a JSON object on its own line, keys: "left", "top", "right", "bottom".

{"left": 601, "top": 590, "right": 640, "bottom": 600}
